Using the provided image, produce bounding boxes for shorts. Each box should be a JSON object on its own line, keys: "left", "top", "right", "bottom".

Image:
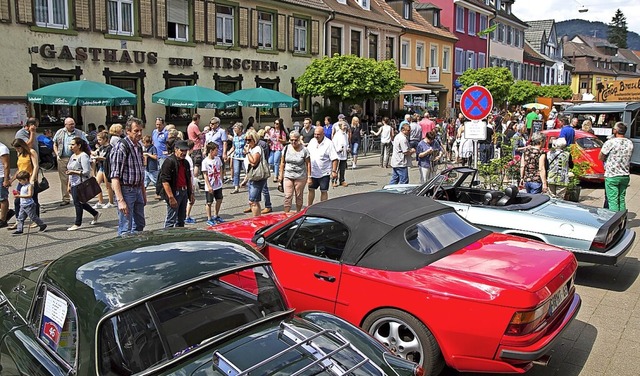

{"left": 309, "top": 175, "right": 330, "bottom": 191}
{"left": 192, "top": 149, "right": 203, "bottom": 166}
{"left": 248, "top": 179, "right": 267, "bottom": 202}
{"left": 0, "top": 185, "right": 7, "bottom": 201}
{"left": 205, "top": 188, "right": 223, "bottom": 203}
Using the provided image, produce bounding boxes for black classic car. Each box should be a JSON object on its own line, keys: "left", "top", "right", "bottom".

{"left": 0, "top": 229, "right": 420, "bottom": 376}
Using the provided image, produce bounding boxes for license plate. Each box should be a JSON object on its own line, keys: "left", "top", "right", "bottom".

{"left": 548, "top": 284, "right": 569, "bottom": 316}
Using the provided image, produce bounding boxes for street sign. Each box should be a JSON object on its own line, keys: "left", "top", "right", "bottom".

{"left": 464, "top": 121, "right": 487, "bottom": 140}
{"left": 460, "top": 85, "right": 493, "bottom": 121}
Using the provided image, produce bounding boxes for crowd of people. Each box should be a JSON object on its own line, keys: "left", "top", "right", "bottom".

{"left": 0, "top": 106, "right": 633, "bottom": 234}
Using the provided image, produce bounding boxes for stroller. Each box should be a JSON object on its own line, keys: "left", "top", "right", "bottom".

{"left": 39, "top": 141, "right": 57, "bottom": 171}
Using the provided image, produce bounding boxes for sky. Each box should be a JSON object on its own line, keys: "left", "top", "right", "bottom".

{"left": 512, "top": 1, "right": 640, "bottom": 37}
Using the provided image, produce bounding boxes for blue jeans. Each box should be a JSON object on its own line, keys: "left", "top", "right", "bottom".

{"left": 525, "top": 182, "right": 542, "bottom": 194}
{"left": 249, "top": 179, "right": 267, "bottom": 202}
{"left": 268, "top": 149, "right": 282, "bottom": 180}
{"left": 117, "top": 185, "right": 145, "bottom": 236}
{"left": 144, "top": 170, "right": 158, "bottom": 189}
{"left": 233, "top": 158, "right": 244, "bottom": 187}
{"left": 390, "top": 167, "right": 409, "bottom": 185}
{"left": 263, "top": 180, "right": 272, "bottom": 208}
{"left": 164, "top": 189, "right": 188, "bottom": 227}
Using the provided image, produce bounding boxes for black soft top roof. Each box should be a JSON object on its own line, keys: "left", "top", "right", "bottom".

{"left": 304, "top": 192, "right": 476, "bottom": 268}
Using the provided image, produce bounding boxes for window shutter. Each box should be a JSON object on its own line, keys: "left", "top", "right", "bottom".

{"left": 93, "top": 0, "right": 107, "bottom": 32}
{"left": 250, "top": 9, "right": 258, "bottom": 48}
{"left": 0, "top": 0, "right": 11, "bottom": 22}
{"left": 194, "top": 0, "right": 205, "bottom": 42}
{"left": 75, "top": 0, "right": 90, "bottom": 30}
{"left": 139, "top": 0, "right": 153, "bottom": 36}
{"left": 206, "top": 1, "right": 215, "bottom": 44}
{"left": 239, "top": 7, "right": 248, "bottom": 47}
{"left": 311, "top": 19, "right": 319, "bottom": 55}
{"left": 156, "top": 0, "right": 167, "bottom": 39}
{"left": 277, "top": 14, "right": 286, "bottom": 51}
{"left": 288, "top": 16, "right": 294, "bottom": 52}
{"left": 15, "top": 0, "right": 33, "bottom": 24}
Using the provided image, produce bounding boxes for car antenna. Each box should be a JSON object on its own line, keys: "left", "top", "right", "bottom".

{"left": 13, "top": 221, "right": 34, "bottom": 307}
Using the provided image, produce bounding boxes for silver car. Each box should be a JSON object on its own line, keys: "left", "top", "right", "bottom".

{"left": 384, "top": 167, "right": 635, "bottom": 265}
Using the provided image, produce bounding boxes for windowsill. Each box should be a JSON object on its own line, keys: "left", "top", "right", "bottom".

{"left": 293, "top": 52, "right": 312, "bottom": 58}
{"left": 400, "top": 66, "right": 411, "bottom": 70}
{"left": 30, "top": 26, "right": 78, "bottom": 36}
{"left": 257, "top": 48, "right": 279, "bottom": 55}
{"left": 165, "top": 40, "right": 196, "bottom": 47}
{"left": 456, "top": 28, "right": 465, "bottom": 33}
{"left": 104, "top": 33, "right": 142, "bottom": 42}
{"left": 214, "top": 44, "right": 241, "bottom": 51}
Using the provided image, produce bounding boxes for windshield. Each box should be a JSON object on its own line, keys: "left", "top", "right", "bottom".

{"left": 406, "top": 212, "right": 481, "bottom": 255}
{"left": 98, "top": 265, "right": 287, "bottom": 375}
{"left": 576, "top": 137, "right": 603, "bottom": 150}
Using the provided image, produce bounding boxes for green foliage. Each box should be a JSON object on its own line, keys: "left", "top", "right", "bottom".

{"left": 568, "top": 145, "right": 590, "bottom": 188}
{"left": 508, "top": 80, "right": 539, "bottom": 105}
{"left": 608, "top": 9, "right": 628, "bottom": 49}
{"left": 458, "top": 67, "right": 514, "bottom": 106}
{"left": 538, "top": 85, "right": 573, "bottom": 99}
{"left": 556, "top": 19, "right": 640, "bottom": 50}
{"left": 295, "top": 55, "right": 404, "bottom": 103}
{"left": 477, "top": 145, "right": 517, "bottom": 190}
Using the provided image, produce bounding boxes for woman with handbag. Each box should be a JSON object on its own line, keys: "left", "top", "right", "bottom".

{"left": 278, "top": 131, "right": 311, "bottom": 213}
{"left": 8, "top": 138, "right": 40, "bottom": 230}
{"left": 66, "top": 137, "right": 100, "bottom": 231}
{"left": 244, "top": 130, "right": 270, "bottom": 217}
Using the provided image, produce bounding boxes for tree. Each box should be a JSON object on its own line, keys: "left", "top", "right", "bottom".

{"left": 539, "top": 85, "right": 573, "bottom": 99}
{"left": 295, "top": 55, "right": 404, "bottom": 103}
{"left": 508, "top": 80, "right": 539, "bottom": 105}
{"left": 458, "top": 67, "right": 514, "bottom": 106}
{"left": 608, "top": 9, "right": 628, "bottom": 49}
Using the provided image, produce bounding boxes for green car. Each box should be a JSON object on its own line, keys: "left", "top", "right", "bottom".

{"left": 0, "top": 229, "right": 420, "bottom": 376}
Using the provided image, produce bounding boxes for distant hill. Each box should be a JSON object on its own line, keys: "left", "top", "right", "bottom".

{"left": 556, "top": 19, "right": 640, "bottom": 50}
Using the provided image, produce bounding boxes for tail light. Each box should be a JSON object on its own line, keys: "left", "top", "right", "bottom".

{"left": 413, "top": 365, "right": 425, "bottom": 376}
{"left": 505, "top": 302, "right": 549, "bottom": 336}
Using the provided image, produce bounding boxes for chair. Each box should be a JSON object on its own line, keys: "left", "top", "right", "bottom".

{"left": 496, "top": 185, "right": 518, "bottom": 206}
{"left": 483, "top": 191, "right": 503, "bottom": 206}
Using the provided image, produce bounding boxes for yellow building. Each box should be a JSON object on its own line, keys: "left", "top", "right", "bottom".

{"left": 0, "top": 0, "right": 330, "bottom": 145}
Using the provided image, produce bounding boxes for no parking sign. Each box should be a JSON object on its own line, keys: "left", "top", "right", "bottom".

{"left": 460, "top": 85, "right": 493, "bottom": 121}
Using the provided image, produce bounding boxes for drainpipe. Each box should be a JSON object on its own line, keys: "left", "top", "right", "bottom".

{"left": 397, "top": 27, "right": 407, "bottom": 115}
{"left": 324, "top": 11, "right": 336, "bottom": 57}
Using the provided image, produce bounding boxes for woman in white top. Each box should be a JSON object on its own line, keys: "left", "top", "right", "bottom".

{"left": 332, "top": 121, "right": 349, "bottom": 187}
{"left": 66, "top": 137, "right": 100, "bottom": 231}
{"left": 371, "top": 117, "right": 394, "bottom": 168}
{"left": 457, "top": 121, "right": 474, "bottom": 167}
{"left": 244, "top": 130, "right": 268, "bottom": 217}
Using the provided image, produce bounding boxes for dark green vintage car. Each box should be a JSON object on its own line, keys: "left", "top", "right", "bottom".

{"left": 0, "top": 230, "right": 420, "bottom": 376}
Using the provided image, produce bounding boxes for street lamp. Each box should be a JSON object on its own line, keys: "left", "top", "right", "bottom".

{"left": 574, "top": 0, "right": 589, "bottom": 13}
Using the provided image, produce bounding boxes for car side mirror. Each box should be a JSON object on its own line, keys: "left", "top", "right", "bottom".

{"left": 254, "top": 236, "right": 266, "bottom": 251}
{"left": 471, "top": 180, "right": 480, "bottom": 187}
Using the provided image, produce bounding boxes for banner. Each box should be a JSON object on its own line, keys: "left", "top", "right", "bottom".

{"left": 598, "top": 78, "right": 640, "bottom": 102}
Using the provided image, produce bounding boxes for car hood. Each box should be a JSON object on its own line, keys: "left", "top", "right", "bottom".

{"left": 211, "top": 213, "right": 290, "bottom": 243}
{"left": 430, "top": 232, "right": 576, "bottom": 293}
{"left": 529, "top": 198, "right": 616, "bottom": 228}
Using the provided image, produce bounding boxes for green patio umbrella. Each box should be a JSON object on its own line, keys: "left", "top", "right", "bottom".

{"left": 151, "top": 85, "right": 238, "bottom": 109}
{"left": 228, "top": 87, "right": 299, "bottom": 108}
{"left": 27, "top": 79, "right": 137, "bottom": 106}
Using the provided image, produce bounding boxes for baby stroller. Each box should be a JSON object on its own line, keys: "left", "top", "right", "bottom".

{"left": 39, "top": 141, "right": 57, "bottom": 171}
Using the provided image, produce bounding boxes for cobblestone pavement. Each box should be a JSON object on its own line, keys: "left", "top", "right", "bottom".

{"left": 2, "top": 153, "right": 638, "bottom": 376}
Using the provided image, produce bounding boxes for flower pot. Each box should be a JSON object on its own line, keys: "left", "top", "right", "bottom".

{"left": 565, "top": 186, "right": 581, "bottom": 202}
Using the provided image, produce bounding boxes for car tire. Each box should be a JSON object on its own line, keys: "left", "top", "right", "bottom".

{"left": 362, "top": 308, "right": 444, "bottom": 376}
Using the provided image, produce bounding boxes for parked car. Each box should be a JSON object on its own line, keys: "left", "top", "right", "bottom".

{"left": 212, "top": 192, "right": 582, "bottom": 376}
{"left": 383, "top": 166, "right": 634, "bottom": 266}
{"left": 540, "top": 129, "right": 605, "bottom": 182}
{"left": 0, "top": 229, "right": 420, "bottom": 376}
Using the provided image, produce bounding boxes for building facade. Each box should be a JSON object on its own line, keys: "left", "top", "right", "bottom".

{"left": 0, "top": 0, "right": 330, "bottom": 145}
{"left": 487, "top": 0, "right": 526, "bottom": 80}
{"left": 523, "top": 19, "right": 571, "bottom": 86}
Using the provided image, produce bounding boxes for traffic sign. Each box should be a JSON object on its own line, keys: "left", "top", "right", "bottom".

{"left": 460, "top": 85, "right": 493, "bottom": 121}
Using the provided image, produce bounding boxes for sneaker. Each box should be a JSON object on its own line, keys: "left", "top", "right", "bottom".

{"left": 103, "top": 203, "right": 115, "bottom": 209}
{"left": 30, "top": 222, "right": 39, "bottom": 228}
{"left": 12, "top": 230, "right": 23, "bottom": 235}
{"left": 261, "top": 207, "right": 273, "bottom": 214}
{"left": 67, "top": 224, "right": 81, "bottom": 231}
{"left": 206, "top": 219, "right": 217, "bottom": 226}
{"left": 93, "top": 203, "right": 103, "bottom": 209}
{"left": 215, "top": 216, "right": 225, "bottom": 224}
{"left": 352, "top": 163, "right": 356, "bottom": 169}
{"left": 91, "top": 212, "right": 101, "bottom": 225}
{"left": 39, "top": 224, "right": 47, "bottom": 232}
{"left": 185, "top": 217, "right": 196, "bottom": 225}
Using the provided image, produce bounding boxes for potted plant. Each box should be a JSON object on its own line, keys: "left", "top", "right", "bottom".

{"left": 565, "top": 145, "right": 589, "bottom": 202}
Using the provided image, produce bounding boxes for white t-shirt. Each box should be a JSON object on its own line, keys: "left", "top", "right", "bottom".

{"left": 307, "top": 137, "right": 338, "bottom": 178}
{"left": 379, "top": 124, "right": 393, "bottom": 144}
{"left": 201, "top": 156, "right": 223, "bottom": 190}
{"left": 0, "top": 142, "right": 8, "bottom": 178}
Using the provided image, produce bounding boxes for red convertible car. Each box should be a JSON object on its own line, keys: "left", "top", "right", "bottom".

{"left": 212, "top": 192, "right": 581, "bottom": 376}
{"left": 541, "top": 129, "right": 604, "bottom": 182}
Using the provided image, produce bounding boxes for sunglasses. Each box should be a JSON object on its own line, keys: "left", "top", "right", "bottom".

{"left": 156, "top": 117, "right": 164, "bottom": 121}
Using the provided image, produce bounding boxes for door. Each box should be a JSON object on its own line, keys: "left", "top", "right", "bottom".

{"left": 265, "top": 216, "right": 349, "bottom": 313}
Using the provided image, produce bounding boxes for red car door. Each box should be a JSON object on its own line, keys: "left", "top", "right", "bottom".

{"left": 264, "top": 216, "right": 349, "bottom": 314}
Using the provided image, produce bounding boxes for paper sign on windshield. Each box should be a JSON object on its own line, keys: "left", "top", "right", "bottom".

{"left": 40, "top": 291, "right": 68, "bottom": 350}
